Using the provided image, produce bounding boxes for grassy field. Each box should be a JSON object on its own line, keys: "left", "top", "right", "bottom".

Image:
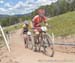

{"left": 48, "top": 11, "right": 75, "bottom": 36}
{"left": 3, "top": 23, "right": 23, "bottom": 32}
{"left": 0, "top": 11, "right": 75, "bottom": 41}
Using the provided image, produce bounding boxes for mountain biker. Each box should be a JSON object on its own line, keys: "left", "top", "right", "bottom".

{"left": 22, "top": 21, "right": 29, "bottom": 48}
{"left": 22, "top": 20, "right": 33, "bottom": 48}
{"left": 32, "top": 9, "right": 48, "bottom": 34}
{"left": 32, "top": 9, "right": 48, "bottom": 51}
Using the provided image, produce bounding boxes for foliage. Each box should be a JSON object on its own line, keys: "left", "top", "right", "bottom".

{"left": 31, "top": 0, "right": 75, "bottom": 17}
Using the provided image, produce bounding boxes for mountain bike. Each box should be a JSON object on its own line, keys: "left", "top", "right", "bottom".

{"left": 24, "top": 31, "right": 34, "bottom": 50}
{"left": 33, "top": 26, "right": 55, "bottom": 57}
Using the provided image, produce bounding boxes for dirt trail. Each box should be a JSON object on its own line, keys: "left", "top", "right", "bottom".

{"left": 0, "top": 29, "right": 75, "bottom": 63}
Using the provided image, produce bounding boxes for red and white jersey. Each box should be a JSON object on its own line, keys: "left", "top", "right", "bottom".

{"left": 32, "top": 15, "right": 47, "bottom": 27}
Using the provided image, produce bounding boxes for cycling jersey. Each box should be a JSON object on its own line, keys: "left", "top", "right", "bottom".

{"left": 22, "top": 22, "right": 33, "bottom": 34}
{"left": 32, "top": 15, "right": 47, "bottom": 27}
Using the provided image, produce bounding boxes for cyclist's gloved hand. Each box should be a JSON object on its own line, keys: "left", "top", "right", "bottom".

{"left": 45, "top": 23, "right": 48, "bottom": 26}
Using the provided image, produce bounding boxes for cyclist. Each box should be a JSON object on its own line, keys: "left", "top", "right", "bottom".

{"left": 22, "top": 20, "right": 33, "bottom": 48}
{"left": 22, "top": 21, "right": 29, "bottom": 48}
{"left": 32, "top": 9, "right": 48, "bottom": 51}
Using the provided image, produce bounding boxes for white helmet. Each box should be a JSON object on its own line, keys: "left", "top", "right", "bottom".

{"left": 24, "top": 21, "right": 29, "bottom": 25}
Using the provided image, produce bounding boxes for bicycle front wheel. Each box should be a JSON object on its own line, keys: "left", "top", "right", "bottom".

{"left": 27, "top": 35, "right": 34, "bottom": 50}
{"left": 43, "top": 33, "right": 55, "bottom": 57}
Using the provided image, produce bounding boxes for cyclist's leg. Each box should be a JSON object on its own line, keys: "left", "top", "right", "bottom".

{"left": 34, "top": 27, "right": 42, "bottom": 52}
{"left": 23, "top": 28, "right": 29, "bottom": 48}
{"left": 23, "top": 33, "right": 27, "bottom": 48}
{"left": 33, "top": 28, "right": 39, "bottom": 51}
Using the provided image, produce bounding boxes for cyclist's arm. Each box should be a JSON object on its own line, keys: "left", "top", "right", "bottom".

{"left": 43, "top": 16, "right": 48, "bottom": 26}
{"left": 42, "top": 16, "right": 46, "bottom": 22}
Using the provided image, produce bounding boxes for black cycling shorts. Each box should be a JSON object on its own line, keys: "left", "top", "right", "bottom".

{"left": 23, "top": 28, "right": 28, "bottom": 34}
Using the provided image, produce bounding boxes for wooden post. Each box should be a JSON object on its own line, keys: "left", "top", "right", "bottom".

{"left": 0, "top": 25, "right": 10, "bottom": 52}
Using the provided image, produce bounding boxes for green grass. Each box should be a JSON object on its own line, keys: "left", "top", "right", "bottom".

{"left": 48, "top": 11, "right": 75, "bottom": 36}
{"left": 3, "top": 23, "right": 23, "bottom": 32}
